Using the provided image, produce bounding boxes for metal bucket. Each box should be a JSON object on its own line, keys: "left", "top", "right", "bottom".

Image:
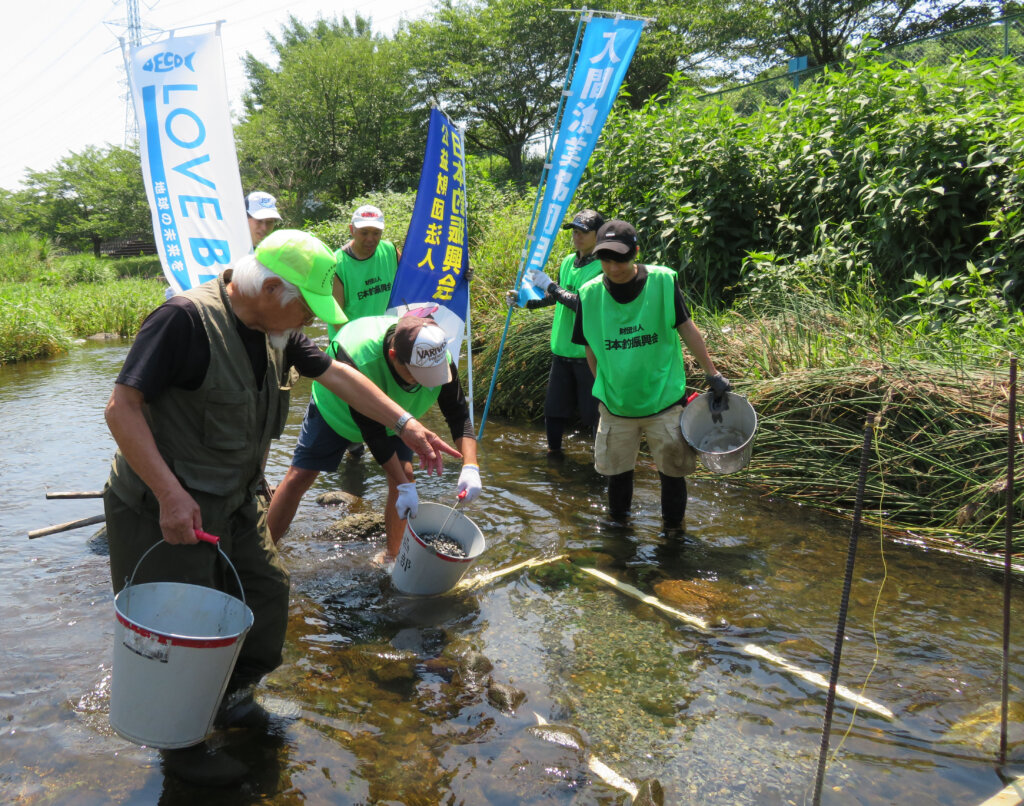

{"left": 110, "top": 540, "right": 253, "bottom": 749}
{"left": 680, "top": 391, "right": 757, "bottom": 475}
{"left": 391, "top": 502, "right": 486, "bottom": 595}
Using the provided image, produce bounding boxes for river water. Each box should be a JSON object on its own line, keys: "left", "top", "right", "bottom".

{"left": 1, "top": 339, "right": 1021, "bottom": 805}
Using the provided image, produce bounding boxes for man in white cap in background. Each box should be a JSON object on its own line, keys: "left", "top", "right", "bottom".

{"left": 267, "top": 310, "right": 481, "bottom": 565}
{"left": 246, "top": 190, "right": 283, "bottom": 247}
{"left": 330, "top": 204, "right": 402, "bottom": 338}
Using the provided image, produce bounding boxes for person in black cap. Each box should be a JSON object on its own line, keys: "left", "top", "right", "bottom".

{"left": 571, "top": 219, "right": 732, "bottom": 529}
{"left": 507, "top": 209, "right": 605, "bottom": 455}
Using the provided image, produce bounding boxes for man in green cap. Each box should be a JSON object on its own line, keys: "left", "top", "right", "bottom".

{"left": 102, "top": 229, "right": 459, "bottom": 786}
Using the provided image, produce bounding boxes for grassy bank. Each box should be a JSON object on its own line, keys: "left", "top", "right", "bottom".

{"left": 0, "top": 233, "right": 165, "bottom": 363}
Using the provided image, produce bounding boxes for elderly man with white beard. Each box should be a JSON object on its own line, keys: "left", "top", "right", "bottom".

{"left": 101, "top": 230, "right": 460, "bottom": 786}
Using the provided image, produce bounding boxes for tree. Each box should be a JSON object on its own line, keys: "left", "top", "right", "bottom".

{"left": 401, "top": 0, "right": 578, "bottom": 181}
{"left": 734, "top": 0, "right": 998, "bottom": 71}
{"left": 14, "top": 145, "right": 150, "bottom": 256}
{"left": 236, "top": 15, "right": 425, "bottom": 212}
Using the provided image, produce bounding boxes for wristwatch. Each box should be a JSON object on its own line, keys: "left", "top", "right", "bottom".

{"left": 394, "top": 412, "right": 414, "bottom": 434}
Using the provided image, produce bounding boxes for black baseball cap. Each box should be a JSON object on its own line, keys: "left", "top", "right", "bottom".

{"left": 561, "top": 209, "right": 605, "bottom": 233}
{"left": 593, "top": 220, "right": 638, "bottom": 255}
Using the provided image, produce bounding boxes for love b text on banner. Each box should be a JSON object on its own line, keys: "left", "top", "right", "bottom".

{"left": 128, "top": 29, "right": 250, "bottom": 293}
{"left": 387, "top": 108, "right": 471, "bottom": 364}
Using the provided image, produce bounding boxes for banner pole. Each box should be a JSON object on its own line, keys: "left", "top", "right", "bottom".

{"left": 477, "top": 9, "right": 590, "bottom": 440}
{"left": 461, "top": 121, "right": 476, "bottom": 432}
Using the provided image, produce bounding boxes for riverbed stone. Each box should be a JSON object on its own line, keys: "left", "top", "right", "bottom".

{"left": 315, "top": 490, "right": 361, "bottom": 507}
{"left": 653, "top": 578, "right": 738, "bottom": 622}
{"left": 633, "top": 778, "right": 665, "bottom": 805}
{"left": 315, "top": 512, "right": 385, "bottom": 541}
{"left": 943, "top": 700, "right": 1024, "bottom": 752}
{"left": 486, "top": 681, "right": 527, "bottom": 713}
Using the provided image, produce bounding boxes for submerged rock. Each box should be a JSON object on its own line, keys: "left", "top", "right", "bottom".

{"left": 943, "top": 700, "right": 1024, "bottom": 753}
{"left": 343, "top": 643, "right": 418, "bottom": 683}
{"left": 633, "top": 779, "right": 665, "bottom": 805}
{"left": 316, "top": 490, "right": 361, "bottom": 507}
{"left": 486, "top": 681, "right": 527, "bottom": 713}
{"left": 315, "top": 512, "right": 385, "bottom": 541}
{"left": 526, "top": 722, "right": 589, "bottom": 755}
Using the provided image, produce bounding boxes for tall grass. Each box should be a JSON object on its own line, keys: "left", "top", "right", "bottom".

{"left": 0, "top": 279, "right": 165, "bottom": 364}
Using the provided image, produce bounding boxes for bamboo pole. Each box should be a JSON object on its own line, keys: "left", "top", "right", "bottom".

{"left": 45, "top": 491, "right": 104, "bottom": 499}
{"left": 28, "top": 514, "right": 105, "bottom": 539}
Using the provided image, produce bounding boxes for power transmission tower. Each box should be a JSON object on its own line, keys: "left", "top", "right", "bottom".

{"left": 107, "top": 0, "right": 161, "bottom": 146}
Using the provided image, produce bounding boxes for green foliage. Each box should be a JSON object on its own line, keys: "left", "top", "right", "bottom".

{"left": 401, "top": 0, "right": 577, "bottom": 180}
{"left": 0, "top": 278, "right": 165, "bottom": 363}
{"left": 0, "top": 232, "right": 53, "bottom": 282}
{"left": 10, "top": 145, "right": 150, "bottom": 254}
{"left": 582, "top": 52, "right": 1024, "bottom": 311}
{"left": 236, "top": 15, "right": 425, "bottom": 215}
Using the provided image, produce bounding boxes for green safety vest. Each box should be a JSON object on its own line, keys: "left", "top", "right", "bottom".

{"left": 328, "top": 241, "right": 399, "bottom": 339}
{"left": 578, "top": 265, "right": 687, "bottom": 417}
{"left": 312, "top": 316, "right": 443, "bottom": 442}
{"left": 108, "top": 274, "right": 290, "bottom": 517}
{"left": 550, "top": 252, "right": 602, "bottom": 359}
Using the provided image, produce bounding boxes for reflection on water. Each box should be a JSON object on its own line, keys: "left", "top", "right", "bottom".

{"left": 1, "top": 341, "right": 1022, "bottom": 804}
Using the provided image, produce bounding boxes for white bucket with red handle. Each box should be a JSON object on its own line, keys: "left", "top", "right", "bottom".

{"left": 110, "top": 531, "right": 253, "bottom": 748}
{"left": 391, "top": 502, "right": 485, "bottom": 595}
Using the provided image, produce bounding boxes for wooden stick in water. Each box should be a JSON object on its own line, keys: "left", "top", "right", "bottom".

{"left": 28, "top": 514, "right": 106, "bottom": 539}
{"left": 45, "top": 491, "right": 104, "bottom": 499}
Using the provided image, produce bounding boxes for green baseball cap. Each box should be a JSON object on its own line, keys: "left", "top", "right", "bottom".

{"left": 255, "top": 229, "right": 346, "bottom": 325}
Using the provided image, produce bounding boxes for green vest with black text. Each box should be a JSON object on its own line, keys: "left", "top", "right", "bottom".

{"left": 550, "top": 253, "right": 602, "bottom": 359}
{"left": 312, "top": 316, "right": 442, "bottom": 443}
{"left": 329, "top": 241, "right": 399, "bottom": 339}
{"left": 579, "top": 265, "right": 686, "bottom": 418}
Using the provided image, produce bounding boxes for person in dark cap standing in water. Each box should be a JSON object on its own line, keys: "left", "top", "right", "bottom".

{"left": 102, "top": 230, "right": 459, "bottom": 786}
{"left": 571, "top": 219, "right": 732, "bottom": 529}
{"left": 267, "top": 311, "right": 480, "bottom": 564}
{"left": 508, "top": 209, "right": 605, "bottom": 456}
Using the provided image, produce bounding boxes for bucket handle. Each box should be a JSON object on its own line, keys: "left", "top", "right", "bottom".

{"left": 125, "top": 529, "right": 247, "bottom": 608}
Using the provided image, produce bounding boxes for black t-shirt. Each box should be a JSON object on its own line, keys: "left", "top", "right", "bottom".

{"left": 571, "top": 265, "right": 690, "bottom": 348}
{"left": 116, "top": 296, "right": 332, "bottom": 401}
{"left": 329, "top": 327, "right": 472, "bottom": 465}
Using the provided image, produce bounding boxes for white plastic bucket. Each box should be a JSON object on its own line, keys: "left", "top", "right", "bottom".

{"left": 391, "top": 501, "right": 486, "bottom": 595}
{"left": 680, "top": 391, "right": 758, "bottom": 475}
{"left": 110, "top": 541, "right": 254, "bottom": 749}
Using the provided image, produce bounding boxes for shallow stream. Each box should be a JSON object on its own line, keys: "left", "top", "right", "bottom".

{"left": 1, "top": 339, "right": 1021, "bottom": 804}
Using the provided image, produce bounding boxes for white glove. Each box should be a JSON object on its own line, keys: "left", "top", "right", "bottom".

{"left": 505, "top": 289, "right": 520, "bottom": 308}
{"left": 396, "top": 482, "right": 419, "bottom": 519}
{"left": 457, "top": 464, "right": 482, "bottom": 502}
{"left": 526, "top": 268, "right": 554, "bottom": 293}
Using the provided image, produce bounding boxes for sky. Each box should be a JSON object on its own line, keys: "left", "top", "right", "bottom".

{"left": 2, "top": 0, "right": 436, "bottom": 192}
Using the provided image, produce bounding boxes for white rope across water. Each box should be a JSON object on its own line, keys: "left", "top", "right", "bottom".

{"left": 456, "top": 556, "right": 895, "bottom": 720}
{"left": 576, "top": 565, "right": 896, "bottom": 720}
{"left": 532, "top": 712, "right": 639, "bottom": 800}
{"left": 976, "top": 777, "right": 1024, "bottom": 806}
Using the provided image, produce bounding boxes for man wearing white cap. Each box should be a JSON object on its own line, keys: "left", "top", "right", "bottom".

{"left": 102, "top": 230, "right": 459, "bottom": 785}
{"left": 329, "top": 204, "right": 402, "bottom": 338}
{"left": 267, "top": 311, "right": 481, "bottom": 563}
{"left": 245, "top": 190, "right": 283, "bottom": 247}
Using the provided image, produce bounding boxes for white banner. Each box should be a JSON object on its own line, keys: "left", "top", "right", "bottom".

{"left": 129, "top": 31, "right": 249, "bottom": 292}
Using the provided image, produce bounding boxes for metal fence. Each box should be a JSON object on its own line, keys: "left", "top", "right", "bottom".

{"left": 700, "top": 12, "right": 1024, "bottom": 115}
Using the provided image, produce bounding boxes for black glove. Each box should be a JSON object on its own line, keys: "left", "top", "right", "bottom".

{"left": 464, "top": 266, "right": 474, "bottom": 282}
{"left": 706, "top": 373, "right": 732, "bottom": 418}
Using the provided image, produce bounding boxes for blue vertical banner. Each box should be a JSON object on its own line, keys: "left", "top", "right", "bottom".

{"left": 128, "top": 30, "right": 250, "bottom": 292}
{"left": 388, "top": 108, "right": 470, "bottom": 364}
{"left": 517, "top": 16, "right": 644, "bottom": 304}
